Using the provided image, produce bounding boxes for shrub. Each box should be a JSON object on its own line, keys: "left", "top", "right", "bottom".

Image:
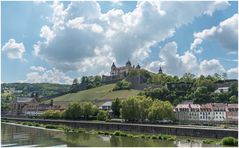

{"left": 140, "top": 135, "right": 146, "bottom": 138}
{"left": 97, "top": 110, "right": 109, "bottom": 121}
{"left": 97, "top": 131, "right": 105, "bottom": 135}
{"left": 113, "top": 80, "right": 132, "bottom": 91}
{"left": 151, "top": 135, "right": 158, "bottom": 139}
{"left": 167, "top": 136, "right": 176, "bottom": 141}
{"left": 76, "top": 128, "right": 85, "bottom": 133}
{"left": 127, "top": 134, "right": 133, "bottom": 138}
{"left": 28, "top": 123, "right": 33, "bottom": 126}
{"left": 203, "top": 139, "right": 215, "bottom": 144}
{"left": 222, "top": 137, "right": 237, "bottom": 146}
{"left": 234, "top": 139, "right": 238, "bottom": 146}
{"left": 113, "top": 131, "right": 122, "bottom": 136}
{"left": 45, "top": 124, "right": 58, "bottom": 129}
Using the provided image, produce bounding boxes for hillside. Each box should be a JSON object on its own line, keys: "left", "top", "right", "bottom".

{"left": 48, "top": 84, "right": 140, "bottom": 105}
{"left": 1, "top": 83, "right": 70, "bottom": 98}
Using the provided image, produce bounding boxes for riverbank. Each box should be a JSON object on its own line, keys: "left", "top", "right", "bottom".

{"left": 2, "top": 117, "right": 238, "bottom": 139}
{"left": 2, "top": 121, "right": 238, "bottom": 147}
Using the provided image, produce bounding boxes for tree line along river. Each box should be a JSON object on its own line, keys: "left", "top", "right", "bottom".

{"left": 1, "top": 122, "right": 221, "bottom": 147}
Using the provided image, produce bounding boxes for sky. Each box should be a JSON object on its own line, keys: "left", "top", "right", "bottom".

{"left": 1, "top": 1, "right": 238, "bottom": 84}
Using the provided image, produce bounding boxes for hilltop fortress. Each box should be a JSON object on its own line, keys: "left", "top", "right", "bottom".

{"left": 102, "top": 60, "right": 141, "bottom": 82}
{"left": 102, "top": 59, "right": 163, "bottom": 87}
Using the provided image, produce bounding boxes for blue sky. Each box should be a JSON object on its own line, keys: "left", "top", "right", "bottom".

{"left": 1, "top": 1, "right": 238, "bottom": 84}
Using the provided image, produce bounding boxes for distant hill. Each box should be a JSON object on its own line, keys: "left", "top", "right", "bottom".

{"left": 47, "top": 84, "right": 140, "bottom": 105}
{"left": 1, "top": 83, "right": 70, "bottom": 98}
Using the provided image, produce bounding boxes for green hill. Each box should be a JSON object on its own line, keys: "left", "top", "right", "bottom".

{"left": 49, "top": 84, "right": 140, "bottom": 105}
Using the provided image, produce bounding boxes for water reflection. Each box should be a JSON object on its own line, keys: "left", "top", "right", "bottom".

{"left": 1, "top": 123, "right": 218, "bottom": 147}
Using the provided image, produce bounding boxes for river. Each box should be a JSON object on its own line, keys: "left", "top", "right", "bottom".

{"left": 1, "top": 123, "right": 220, "bottom": 147}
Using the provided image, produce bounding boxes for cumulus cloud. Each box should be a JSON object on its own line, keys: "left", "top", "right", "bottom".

{"left": 2, "top": 39, "right": 26, "bottom": 60}
{"left": 20, "top": 67, "right": 73, "bottom": 84}
{"left": 34, "top": 1, "right": 229, "bottom": 76}
{"left": 30, "top": 66, "right": 46, "bottom": 72}
{"left": 146, "top": 41, "right": 226, "bottom": 77}
{"left": 40, "top": 25, "right": 55, "bottom": 42}
{"left": 191, "top": 13, "right": 238, "bottom": 51}
{"left": 227, "top": 67, "right": 238, "bottom": 79}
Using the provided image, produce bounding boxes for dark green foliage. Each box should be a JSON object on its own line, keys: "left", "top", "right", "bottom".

{"left": 121, "top": 96, "right": 152, "bottom": 122}
{"left": 140, "top": 87, "right": 170, "bottom": 101}
{"left": 202, "top": 139, "right": 215, "bottom": 144}
{"left": 63, "top": 102, "right": 98, "bottom": 120}
{"left": 45, "top": 124, "right": 58, "bottom": 129}
{"left": 222, "top": 137, "right": 238, "bottom": 146}
{"left": 121, "top": 96, "right": 174, "bottom": 122}
{"left": 1, "top": 83, "right": 70, "bottom": 98}
{"left": 70, "top": 78, "right": 79, "bottom": 93}
{"left": 97, "top": 110, "right": 109, "bottom": 121}
{"left": 111, "top": 98, "right": 122, "bottom": 117}
{"left": 113, "top": 80, "right": 132, "bottom": 91}
{"left": 41, "top": 110, "right": 63, "bottom": 119}
{"left": 192, "top": 87, "right": 210, "bottom": 104}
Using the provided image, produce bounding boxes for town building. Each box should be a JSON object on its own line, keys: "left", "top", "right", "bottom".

{"left": 175, "top": 104, "right": 190, "bottom": 121}
{"left": 189, "top": 104, "right": 200, "bottom": 121}
{"left": 226, "top": 104, "right": 238, "bottom": 122}
{"left": 99, "top": 101, "right": 112, "bottom": 110}
{"left": 214, "top": 87, "right": 229, "bottom": 93}
{"left": 11, "top": 97, "right": 38, "bottom": 116}
{"left": 175, "top": 103, "right": 237, "bottom": 123}
{"left": 11, "top": 97, "right": 65, "bottom": 116}
{"left": 199, "top": 103, "right": 214, "bottom": 121}
{"left": 211, "top": 103, "right": 226, "bottom": 121}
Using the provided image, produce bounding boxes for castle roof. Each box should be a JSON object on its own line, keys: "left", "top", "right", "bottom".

{"left": 126, "top": 59, "right": 131, "bottom": 65}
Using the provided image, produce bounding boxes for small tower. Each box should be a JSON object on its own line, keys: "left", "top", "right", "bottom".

{"left": 136, "top": 64, "right": 141, "bottom": 69}
{"left": 111, "top": 62, "right": 116, "bottom": 70}
{"left": 126, "top": 59, "right": 131, "bottom": 68}
{"left": 111, "top": 62, "right": 116, "bottom": 76}
{"left": 158, "top": 66, "right": 163, "bottom": 74}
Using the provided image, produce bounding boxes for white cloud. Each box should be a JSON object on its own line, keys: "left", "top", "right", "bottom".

{"left": 33, "top": 0, "right": 46, "bottom": 4}
{"left": 2, "top": 39, "right": 26, "bottom": 60}
{"left": 146, "top": 41, "right": 226, "bottom": 77}
{"left": 227, "top": 67, "right": 238, "bottom": 79}
{"left": 30, "top": 66, "right": 46, "bottom": 72}
{"left": 40, "top": 25, "right": 55, "bottom": 42}
{"left": 21, "top": 67, "right": 73, "bottom": 84}
{"left": 34, "top": 1, "right": 229, "bottom": 77}
{"left": 191, "top": 13, "right": 238, "bottom": 51}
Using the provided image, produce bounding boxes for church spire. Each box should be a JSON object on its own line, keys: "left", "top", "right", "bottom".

{"left": 158, "top": 66, "right": 163, "bottom": 74}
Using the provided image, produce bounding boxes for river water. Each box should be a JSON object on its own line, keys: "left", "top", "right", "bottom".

{"left": 1, "top": 123, "right": 220, "bottom": 147}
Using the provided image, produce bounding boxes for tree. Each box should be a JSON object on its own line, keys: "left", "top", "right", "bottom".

{"left": 222, "top": 72, "right": 227, "bottom": 80}
{"left": 121, "top": 96, "right": 152, "bottom": 122}
{"left": 64, "top": 103, "right": 82, "bottom": 119}
{"left": 213, "top": 73, "right": 222, "bottom": 81}
{"left": 81, "top": 76, "right": 89, "bottom": 84}
{"left": 192, "top": 86, "right": 211, "bottom": 103}
{"left": 70, "top": 78, "right": 79, "bottom": 93}
{"left": 181, "top": 73, "right": 195, "bottom": 83}
{"left": 229, "top": 83, "right": 238, "bottom": 97}
{"left": 111, "top": 98, "right": 122, "bottom": 117}
{"left": 140, "top": 87, "right": 170, "bottom": 101}
{"left": 113, "top": 80, "right": 132, "bottom": 91}
{"left": 82, "top": 102, "right": 97, "bottom": 120}
{"left": 148, "top": 100, "right": 175, "bottom": 122}
{"left": 97, "top": 110, "right": 109, "bottom": 121}
{"left": 229, "top": 96, "right": 237, "bottom": 103}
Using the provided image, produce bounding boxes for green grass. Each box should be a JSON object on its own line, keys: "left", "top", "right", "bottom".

{"left": 48, "top": 84, "right": 140, "bottom": 104}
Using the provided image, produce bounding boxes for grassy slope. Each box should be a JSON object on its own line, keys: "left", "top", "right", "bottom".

{"left": 50, "top": 84, "right": 140, "bottom": 105}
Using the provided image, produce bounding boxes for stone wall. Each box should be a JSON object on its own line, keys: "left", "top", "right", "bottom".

{"left": 4, "top": 117, "right": 237, "bottom": 139}
{"left": 126, "top": 76, "right": 160, "bottom": 90}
